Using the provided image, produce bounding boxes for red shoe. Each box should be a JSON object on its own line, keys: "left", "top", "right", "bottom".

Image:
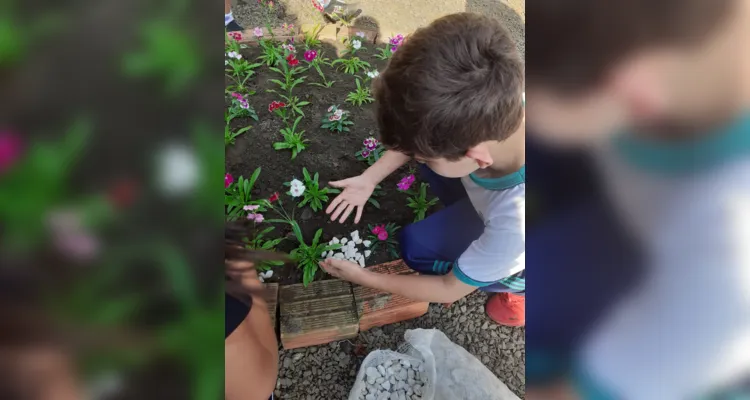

{"left": 486, "top": 293, "right": 525, "bottom": 326}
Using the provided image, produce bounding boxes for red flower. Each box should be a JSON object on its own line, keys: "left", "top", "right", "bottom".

{"left": 269, "top": 192, "right": 280, "bottom": 202}
{"left": 107, "top": 178, "right": 138, "bottom": 209}
{"left": 371, "top": 225, "right": 385, "bottom": 235}
{"left": 227, "top": 31, "right": 242, "bottom": 41}
{"left": 268, "top": 101, "right": 286, "bottom": 112}
{"left": 286, "top": 54, "right": 300, "bottom": 67}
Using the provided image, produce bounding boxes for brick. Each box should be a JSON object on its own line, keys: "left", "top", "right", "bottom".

{"left": 263, "top": 283, "right": 279, "bottom": 329}
{"left": 354, "top": 260, "right": 429, "bottom": 331}
{"left": 279, "top": 279, "right": 359, "bottom": 349}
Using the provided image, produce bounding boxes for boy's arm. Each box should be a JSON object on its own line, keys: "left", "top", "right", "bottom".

{"left": 361, "top": 150, "right": 412, "bottom": 185}
{"left": 319, "top": 258, "right": 476, "bottom": 303}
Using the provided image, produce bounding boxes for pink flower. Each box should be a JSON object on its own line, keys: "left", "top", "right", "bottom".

{"left": 361, "top": 149, "right": 371, "bottom": 158}
{"left": 327, "top": 106, "right": 335, "bottom": 113}
{"left": 397, "top": 174, "right": 415, "bottom": 191}
{"left": 225, "top": 173, "right": 234, "bottom": 188}
{"left": 253, "top": 27, "right": 263, "bottom": 37}
{"left": 371, "top": 225, "right": 385, "bottom": 235}
{"left": 243, "top": 204, "right": 260, "bottom": 211}
{"left": 0, "top": 131, "right": 23, "bottom": 174}
{"left": 282, "top": 43, "right": 296, "bottom": 53}
{"left": 329, "top": 115, "right": 336, "bottom": 121}
{"left": 332, "top": 114, "right": 342, "bottom": 121}
{"left": 231, "top": 92, "right": 243, "bottom": 99}
{"left": 377, "top": 231, "right": 388, "bottom": 241}
{"left": 304, "top": 50, "right": 317, "bottom": 62}
{"left": 247, "top": 213, "right": 264, "bottom": 223}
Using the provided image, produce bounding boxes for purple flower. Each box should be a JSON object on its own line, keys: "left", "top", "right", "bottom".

{"left": 397, "top": 174, "right": 415, "bottom": 191}
{"left": 391, "top": 46, "right": 398, "bottom": 53}
{"left": 304, "top": 49, "right": 317, "bottom": 62}
{"left": 363, "top": 137, "right": 379, "bottom": 151}
{"left": 0, "top": 131, "right": 23, "bottom": 174}
{"left": 361, "top": 149, "right": 371, "bottom": 158}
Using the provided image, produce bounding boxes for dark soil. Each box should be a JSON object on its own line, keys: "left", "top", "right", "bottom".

{"left": 226, "top": 41, "right": 431, "bottom": 285}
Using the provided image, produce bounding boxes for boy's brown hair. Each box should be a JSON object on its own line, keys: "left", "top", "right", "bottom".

{"left": 374, "top": 13, "right": 524, "bottom": 161}
{"left": 527, "top": 0, "right": 735, "bottom": 94}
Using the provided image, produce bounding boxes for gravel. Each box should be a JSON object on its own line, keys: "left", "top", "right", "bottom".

{"left": 274, "top": 291, "right": 525, "bottom": 399}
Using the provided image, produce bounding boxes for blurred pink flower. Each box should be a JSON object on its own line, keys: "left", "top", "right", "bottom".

{"left": 361, "top": 149, "right": 371, "bottom": 158}
{"left": 253, "top": 27, "right": 263, "bottom": 37}
{"left": 371, "top": 225, "right": 385, "bottom": 235}
{"left": 332, "top": 114, "right": 342, "bottom": 121}
{"left": 243, "top": 204, "right": 260, "bottom": 211}
{"left": 377, "top": 231, "right": 388, "bottom": 241}
{"left": 225, "top": 173, "right": 234, "bottom": 188}
{"left": 247, "top": 213, "right": 264, "bottom": 223}
{"left": 0, "top": 131, "right": 22, "bottom": 174}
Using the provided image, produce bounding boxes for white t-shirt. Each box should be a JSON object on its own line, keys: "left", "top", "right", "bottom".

{"left": 451, "top": 167, "right": 526, "bottom": 287}
{"left": 580, "top": 117, "right": 750, "bottom": 398}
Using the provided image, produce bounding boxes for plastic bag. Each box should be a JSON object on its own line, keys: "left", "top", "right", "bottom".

{"left": 348, "top": 328, "right": 519, "bottom": 400}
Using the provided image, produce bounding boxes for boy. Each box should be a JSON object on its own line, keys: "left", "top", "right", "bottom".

{"left": 319, "top": 13, "right": 526, "bottom": 326}
{"left": 526, "top": 0, "right": 750, "bottom": 398}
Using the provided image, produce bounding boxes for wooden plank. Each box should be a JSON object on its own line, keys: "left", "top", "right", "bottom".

{"left": 353, "top": 260, "right": 429, "bottom": 331}
{"left": 279, "top": 279, "right": 359, "bottom": 349}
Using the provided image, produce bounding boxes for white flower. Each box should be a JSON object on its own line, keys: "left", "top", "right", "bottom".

{"left": 351, "top": 39, "right": 361, "bottom": 50}
{"left": 225, "top": 59, "right": 229, "bottom": 65}
{"left": 366, "top": 70, "right": 379, "bottom": 79}
{"left": 290, "top": 184, "right": 305, "bottom": 197}
{"left": 335, "top": 108, "right": 344, "bottom": 116}
{"left": 356, "top": 31, "right": 366, "bottom": 38}
{"left": 156, "top": 143, "right": 199, "bottom": 196}
{"left": 226, "top": 51, "right": 242, "bottom": 60}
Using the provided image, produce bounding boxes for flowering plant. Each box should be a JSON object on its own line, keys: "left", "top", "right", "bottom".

{"left": 268, "top": 100, "right": 288, "bottom": 122}
{"left": 364, "top": 69, "right": 379, "bottom": 80}
{"left": 331, "top": 56, "right": 370, "bottom": 75}
{"left": 258, "top": 38, "right": 284, "bottom": 67}
{"left": 406, "top": 182, "right": 439, "bottom": 222}
{"left": 303, "top": 23, "right": 323, "bottom": 49}
{"left": 305, "top": 50, "right": 335, "bottom": 88}
{"left": 375, "top": 33, "right": 404, "bottom": 60}
{"left": 366, "top": 223, "right": 401, "bottom": 259}
{"left": 342, "top": 36, "right": 365, "bottom": 55}
{"left": 320, "top": 105, "right": 354, "bottom": 133}
{"left": 355, "top": 137, "right": 385, "bottom": 166}
{"left": 225, "top": 42, "right": 262, "bottom": 94}
{"left": 227, "top": 92, "right": 258, "bottom": 122}
{"left": 273, "top": 116, "right": 309, "bottom": 159}
{"left": 291, "top": 228, "right": 341, "bottom": 286}
{"left": 243, "top": 226, "right": 285, "bottom": 271}
{"left": 269, "top": 57, "right": 310, "bottom": 118}
{"left": 346, "top": 78, "right": 374, "bottom": 106}
{"left": 284, "top": 167, "right": 339, "bottom": 212}
{"left": 225, "top": 124, "right": 252, "bottom": 146}
{"left": 225, "top": 168, "right": 267, "bottom": 220}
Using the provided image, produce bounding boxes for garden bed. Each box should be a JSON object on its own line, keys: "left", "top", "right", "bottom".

{"left": 225, "top": 29, "right": 438, "bottom": 286}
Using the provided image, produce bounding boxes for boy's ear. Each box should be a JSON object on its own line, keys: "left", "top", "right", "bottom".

{"left": 466, "top": 144, "right": 493, "bottom": 169}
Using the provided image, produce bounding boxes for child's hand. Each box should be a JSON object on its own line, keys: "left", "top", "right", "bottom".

{"left": 326, "top": 174, "right": 376, "bottom": 223}
{"left": 319, "top": 258, "right": 367, "bottom": 283}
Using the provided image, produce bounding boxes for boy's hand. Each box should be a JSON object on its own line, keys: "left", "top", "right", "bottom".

{"left": 319, "top": 258, "right": 368, "bottom": 283}
{"left": 326, "top": 174, "right": 376, "bottom": 223}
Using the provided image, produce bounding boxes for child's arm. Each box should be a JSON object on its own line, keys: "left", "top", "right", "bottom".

{"left": 319, "top": 258, "right": 477, "bottom": 303}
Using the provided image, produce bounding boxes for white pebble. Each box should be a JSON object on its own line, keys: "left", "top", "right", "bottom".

{"left": 334, "top": 252, "right": 345, "bottom": 259}
{"left": 377, "top": 365, "right": 386, "bottom": 375}
{"left": 351, "top": 230, "right": 360, "bottom": 238}
{"left": 322, "top": 251, "right": 327, "bottom": 257}
{"left": 332, "top": 237, "right": 340, "bottom": 244}
{"left": 355, "top": 238, "right": 363, "bottom": 244}
{"left": 366, "top": 394, "right": 375, "bottom": 400}
{"left": 341, "top": 237, "right": 348, "bottom": 244}
{"left": 381, "top": 381, "right": 391, "bottom": 391}
{"left": 259, "top": 276, "right": 265, "bottom": 283}
{"left": 390, "top": 393, "right": 398, "bottom": 400}
{"left": 401, "top": 360, "right": 411, "bottom": 368}
{"left": 377, "top": 393, "right": 389, "bottom": 400}
{"left": 363, "top": 240, "right": 371, "bottom": 247}
{"left": 359, "top": 258, "right": 366, "bottom": 267}
{"left": 376, "top": 377, "right": 385, "bottom": 384}
{"left": 365, "top": 250, "right": 372, "bottom": 258}
{"left": 348, "top": 240, "right": 356, "bottom": 248}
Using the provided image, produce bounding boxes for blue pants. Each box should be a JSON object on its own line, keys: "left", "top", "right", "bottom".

{"left": 399, "top": 165, "right": 525, "bottom": 293}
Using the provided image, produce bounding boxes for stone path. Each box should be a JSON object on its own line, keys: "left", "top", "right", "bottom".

{"left": 274, "top": 291, "right": 525, "bottom": 399}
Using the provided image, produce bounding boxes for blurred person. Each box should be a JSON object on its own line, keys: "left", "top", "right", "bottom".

{"left": 526, "top": 0, "right": 750, "bottom": 398}
{"left": 320, "top": 13, "right": 526, "bottom": 326}
{"left": 225, "top": 0, "right": 243, "bottom": 32}
{"left": 225, "top": 224, "right": 279, "bottom": 400}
